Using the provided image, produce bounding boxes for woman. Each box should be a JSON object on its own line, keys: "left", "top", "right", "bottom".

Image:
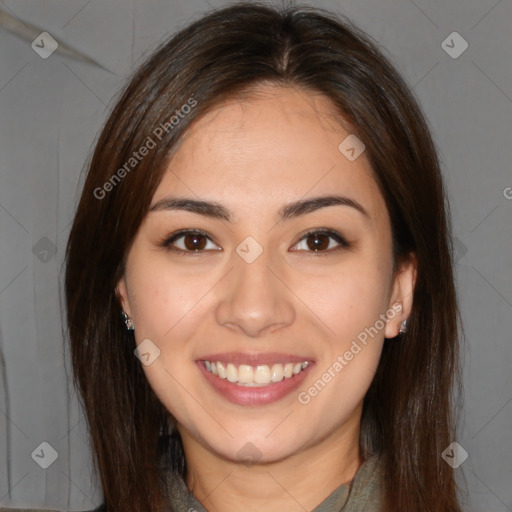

{"left": 65, "top": 2, "right": 463, "bottom": 511}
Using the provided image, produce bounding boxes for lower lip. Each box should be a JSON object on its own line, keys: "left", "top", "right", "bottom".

{"left": 196, "top": 361, "right": 313, "bottom": 406}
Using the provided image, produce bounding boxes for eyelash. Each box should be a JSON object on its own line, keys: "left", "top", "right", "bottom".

{"left": 159, "top": 228, "right": 350, "bottom": 256}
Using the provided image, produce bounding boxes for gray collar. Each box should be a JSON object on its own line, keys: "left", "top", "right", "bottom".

{"left": 163, "top": 454, "right": 382, "bottom": 512}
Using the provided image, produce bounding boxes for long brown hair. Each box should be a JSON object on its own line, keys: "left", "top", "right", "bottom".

{"left": 65, "top": 2, "right": 463, "bottom": 510}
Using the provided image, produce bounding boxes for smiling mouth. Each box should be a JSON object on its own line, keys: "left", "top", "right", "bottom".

{"left": 201, "top": 361, "right": 310, "bottom": 387}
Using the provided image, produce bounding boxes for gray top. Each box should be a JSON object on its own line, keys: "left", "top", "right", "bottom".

{"left": 163, "top": 453, "right": 383, "bottom": 512}
{"left": 67, "top": 452, "right": 382, "bottom": 512}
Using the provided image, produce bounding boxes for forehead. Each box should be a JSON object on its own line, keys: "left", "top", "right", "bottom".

{"left": 153, "top": 85, "right": 387, "bottom": 225}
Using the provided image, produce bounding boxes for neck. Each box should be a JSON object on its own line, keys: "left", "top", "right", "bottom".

{"left": 179, "top": 417, "right": 362, "bottom": 512}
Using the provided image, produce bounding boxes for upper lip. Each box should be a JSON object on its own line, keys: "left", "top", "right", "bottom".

{"left": 197, "top": 352, "right": 314, "bottom": 366}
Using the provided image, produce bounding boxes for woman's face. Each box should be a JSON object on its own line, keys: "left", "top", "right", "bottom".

{"left": 117, "top": 85, "right": 415, "bottom": 465}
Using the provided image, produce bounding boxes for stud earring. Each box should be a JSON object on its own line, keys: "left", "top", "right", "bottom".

{"left": 121, "top": 311, "right": 134, "bottom": 331}
{"left": 398, "top": 319, "right": 407, "bottom": 335}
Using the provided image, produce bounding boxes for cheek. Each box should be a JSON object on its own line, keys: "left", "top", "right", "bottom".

{"left": 129, "top": 255, "right": 211, "bottom": 342}
{"left": 295, "top": 257, "right": 392, "bottom": 346}
{"left": 291, "top": 258, "right": 390, "bottom": 412}
{"left": 127, "top": 255, "right": 218, "bottom": 408}
{"left": 128, "top": 258, "right": 212, "bottom": 426}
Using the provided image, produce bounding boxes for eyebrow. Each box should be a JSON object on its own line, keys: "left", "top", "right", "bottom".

{"left": 149, "top": 194, "right": 369, "bottom": 221}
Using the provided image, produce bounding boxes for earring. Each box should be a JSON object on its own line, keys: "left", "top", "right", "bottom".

{"left": 121, "top": 311, "right": 134, "bottom": 331}
{"left": 398, "top": 319, "right": 407, "bottom": 335}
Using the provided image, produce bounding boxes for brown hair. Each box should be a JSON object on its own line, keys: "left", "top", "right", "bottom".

{"left": 65, "top": 2, "right": 462, "bottom": 511}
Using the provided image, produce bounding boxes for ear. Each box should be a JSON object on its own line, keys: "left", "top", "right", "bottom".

{"left": 384, "top": 252, "right": 417, "bottom": 339}
{"left": 115, "top": 275, "right": 132, "bottom": 318}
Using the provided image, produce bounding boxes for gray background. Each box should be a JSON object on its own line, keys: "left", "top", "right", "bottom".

{"left": 0, "top": 0, "right": 510, "bottom": 510}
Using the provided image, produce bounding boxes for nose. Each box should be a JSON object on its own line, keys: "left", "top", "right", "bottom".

{"left": 215, "top": 246, "right": 295, "bottom": 338}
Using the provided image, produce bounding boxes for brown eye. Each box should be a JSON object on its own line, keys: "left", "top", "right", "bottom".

{"left": 161, "top": 229, "right": 220, "bottom": 253}
{"left": 291, "top": 230, "right": 349, "bottom": 253}
{"left": 182, "top": 233, "right": 207, "bottom": 251}
{"left": 306, "top": 233, "right": 330, "bottom": 251}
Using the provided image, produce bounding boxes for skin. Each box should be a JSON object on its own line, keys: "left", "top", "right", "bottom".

{"left": 117, "top": 84, "right": 416, "bottom": 512}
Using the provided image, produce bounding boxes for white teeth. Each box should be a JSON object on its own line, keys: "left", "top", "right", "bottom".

{"left": 204, "top": 360, "right": 310, "bottom": 386}
{"left": 217, "top": 362, "right": 226, "bottom": 379}
{"left": 254, "top": 365, "right": 271, "bottom": 384}
{"left": 283, "top": 363, "right": 294, "bottom": 378}
{"left": 226, "top": 363, "right": 237, "bottom": 383}
{"left": 271, "top": 364, "right": 284, "bottom": 382}
{"left": 238, "top": 364, "right": 254, "bottom": 384}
